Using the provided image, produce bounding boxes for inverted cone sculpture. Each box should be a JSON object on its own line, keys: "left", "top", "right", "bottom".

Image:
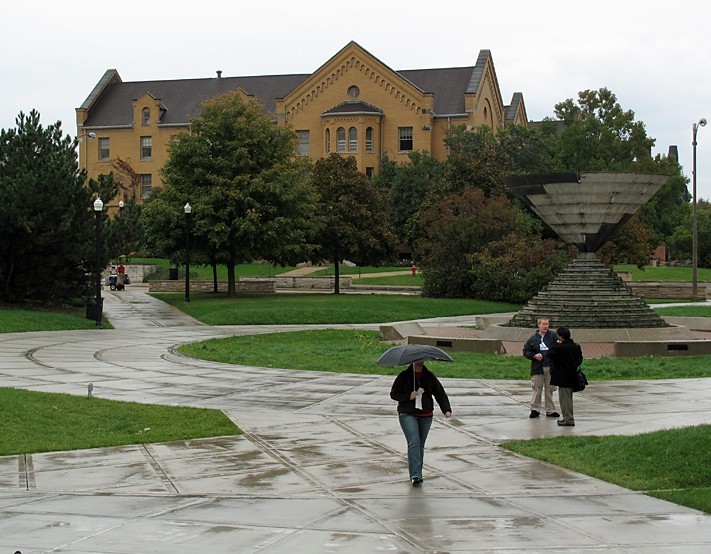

{"left": 504, "top": 172, "right": 670, "bottom": 329}
{"left": 506, "top": 172, "right": 669, "bottom": 252}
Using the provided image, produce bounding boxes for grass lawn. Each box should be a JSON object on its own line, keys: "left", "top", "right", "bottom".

{"left": 502, "top": 425, "right": 711, "bottom": 513}
{"left": 154, "top": 292, "right": 519, "bottom": 325}
{"left": 178, "top": 329, "right": 711, "bottom": 380}
{"left": 0, "top": 388, "right": 240, "bottom": 456}
{"left": 0, "top": 305, "right": 108, "bottom": 333}
{"left": 614, "top": 264, "right": 711, "bottom": 282}
{"left": 655, "top": 305, "right": 711, "bottom": 317}
{"left": 133, "top": 258, "right": 297, "bottom": 280}
{"left": 352, "top": 274, "right": 424, "bottom": 286}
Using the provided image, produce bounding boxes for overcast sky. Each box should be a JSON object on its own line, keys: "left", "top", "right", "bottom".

{"left": 3, "top": 0, "right": 711, "bottom": 198}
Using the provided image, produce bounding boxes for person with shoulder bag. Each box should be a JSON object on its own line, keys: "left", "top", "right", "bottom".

{"left": 549, "top": 326, "right": 583, "bottom": 427}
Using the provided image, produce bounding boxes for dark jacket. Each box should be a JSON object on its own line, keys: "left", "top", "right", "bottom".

{"left": 390, "top": 364, "right": 451, "bottom": 416}
{"left": 523, "top": 330, "right": 558, "bottom": 375}
{"left": 549, "top": 339, "right": 584, "bottom": 388}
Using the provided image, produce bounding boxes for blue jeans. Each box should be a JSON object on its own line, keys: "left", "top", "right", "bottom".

{"left": 398, "top": 413, "right": 433, "bottom": 480}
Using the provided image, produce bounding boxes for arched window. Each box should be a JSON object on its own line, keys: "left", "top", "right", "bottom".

{"left": 365, "top": 127, "right": 374, "bottom": 153}
{"left": 142, "top": 107, "right": 150, "bottom": 126}
{"left": 325, "top": 128, "right": 331, "bottom": 154}
{"left": 348, "top": 127, "right": 357, "bottom": 152}
{"left": 337, "top": 127, "right": 346, "bottom": 153}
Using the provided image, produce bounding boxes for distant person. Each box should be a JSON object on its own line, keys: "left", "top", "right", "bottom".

{"left": 549, "top": 326, "right": 584, "bottom": 427}
{"left": 390, "top": 361, "right": 452, "bottom": 486}
{"left": 117, "top": 263, "right": 125, "bottom": 275}
{"left": 523, "top": 317, "right": 559, "bottom": 419}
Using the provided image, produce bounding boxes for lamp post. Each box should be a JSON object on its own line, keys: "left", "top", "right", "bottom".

{"left": 93, "top": 197, "right": 104, "bottom": 328}
{"left": 692, "top": 118, "right": 707, "bottom": 300}
{"left": 184, "top": 203, "right": 192, "bottom": 303}
{"left": 79, "top": 131, "right": 96, "bottom": 180}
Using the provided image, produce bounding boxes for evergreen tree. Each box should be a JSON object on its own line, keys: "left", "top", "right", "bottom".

{"left": 0, "top": 110, "right": 96, "bottom": 303}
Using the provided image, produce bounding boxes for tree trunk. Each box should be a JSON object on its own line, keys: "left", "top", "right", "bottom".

{"left": 333, "top": 247, "right": 340, "bottom": 295}
{"left": 212, "top": 261, "right": 218, "bottom": 293}
{"left": 227, "top": 256, "right": 236, "bottom": 297}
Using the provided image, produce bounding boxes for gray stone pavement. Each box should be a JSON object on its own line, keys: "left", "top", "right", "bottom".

{"left": 1, "top": 286, "right": 711, "bottom": 553}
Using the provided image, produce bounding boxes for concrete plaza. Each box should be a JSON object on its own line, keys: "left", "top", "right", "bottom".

{"left": 1, "top": 285, "right": 710, "bottom": 553}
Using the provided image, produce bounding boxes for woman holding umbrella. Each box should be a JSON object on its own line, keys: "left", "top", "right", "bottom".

{"left": 388, "top": 349, "right": 452, "bottom": 487}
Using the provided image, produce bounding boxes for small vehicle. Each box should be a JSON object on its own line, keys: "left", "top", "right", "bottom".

{"left": 107, "top": 273, "right": 130, "bottom": 291}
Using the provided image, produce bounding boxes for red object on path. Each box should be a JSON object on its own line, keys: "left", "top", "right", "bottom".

{"left": 411, "top": 265, "right": 417, "bottom": 276}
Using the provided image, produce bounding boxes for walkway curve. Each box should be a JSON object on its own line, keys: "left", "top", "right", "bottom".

{"left": 0, "top": 286, "right": 710, "bottom": 553}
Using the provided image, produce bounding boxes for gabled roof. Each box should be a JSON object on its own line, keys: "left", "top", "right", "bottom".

{"left": 82, "top": 74, "right": 310, "bottom": 127}
{"left": 400, "top": 67, "right": 476, "bottom": 115}
{"left": 79, "top": 43, "right": 501, "bottom": 128}
{"left": 505, "top": 92, "right": 526, "bottom": 123}
{"left": 322, "top": 101, "right": 383, "bottom": 116}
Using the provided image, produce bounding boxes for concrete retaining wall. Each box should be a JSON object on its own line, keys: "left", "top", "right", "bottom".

{"left": 627, "top": 281, "right": 706, "bottom": 299}
{"left": 148, "top": 280, "right": 275, "bottom": 293}
{"left": 407, "top": 335, "right": 505, "bottom": 354}
{"left": 615, "top": 340, "right": 711, "bottom": 357}
{"left": 270, "top": 276, "right": 351, "bottom": 289}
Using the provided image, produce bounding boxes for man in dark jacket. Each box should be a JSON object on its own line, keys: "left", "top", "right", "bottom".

{"left": 390, "top": 361, "right": 451, "bottom": 486}
{"left": 522, "top": 317, "right": 559, "bottom": 419}
{"left": 549, "top": 326, "right": 584, "bottom": 426}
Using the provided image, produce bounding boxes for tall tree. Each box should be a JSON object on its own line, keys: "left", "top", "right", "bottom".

{"left": 373, "top": 152, "right": 445, "bottom": 258}
{"left": 0, "top": 110, "right": 99, "bottom": 303}
{"left": 442, "top": 125, "right": 508, "bottom": 198}
{"left": 417, "top": 187, "right": 554, "bottom": 299}
{"left": 144, "top": 91, "right": 320, "bottom": 296}
{"left": 551, "top": 87, "right": 685, "bottom": 266}
{"left": 553, "top": 87, "right": 655, "bottom": 171}
{"left": 311, "top": 154, "right": 396, "bottom": 293}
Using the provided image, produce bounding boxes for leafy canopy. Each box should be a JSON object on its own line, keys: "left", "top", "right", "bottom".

{"left": 143, "top": 91, "right": 319, "bottom": 295}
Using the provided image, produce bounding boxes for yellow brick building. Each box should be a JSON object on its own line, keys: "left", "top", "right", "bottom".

{"left": 77, "top": 41, "right": 527, "bottom": 204}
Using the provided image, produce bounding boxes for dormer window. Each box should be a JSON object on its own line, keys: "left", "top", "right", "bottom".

{"left": 142, "top": 107, "right": 151, "bottom": 126}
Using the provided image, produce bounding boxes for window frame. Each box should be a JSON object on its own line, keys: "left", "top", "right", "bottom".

{"left": 348, "top": 127, "right": 358, "bottom": 153}
{"left": 98, "top": 137, "right": 110, "bottom": 161}
{"left": 365, "top": 127, "right": 374, "bottom": 153}
{"left": 296, "top": 130, "right": 310, "bottom": 156}
{"left": 336, "top": 127, "right": 346, "bottom": 153}
{"left": 140, "top": 174, "right": 152, "bottom": 199}
{"left": 398, "top": 127, "right": 413, "bottom": 152}
{"left": 140, "top": 136, "right": 152, "bottom": 160}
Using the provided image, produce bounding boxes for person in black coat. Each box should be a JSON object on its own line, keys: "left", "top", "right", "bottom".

{"left": 390, "top": 361, "right": 451, "bottom": 486}
{"left": 549, "top": 326, "right": 583, "bottom": 427}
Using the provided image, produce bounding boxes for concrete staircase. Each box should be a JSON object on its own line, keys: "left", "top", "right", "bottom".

{"left": 505, "top": 254, "right": 670, "bottom": 329}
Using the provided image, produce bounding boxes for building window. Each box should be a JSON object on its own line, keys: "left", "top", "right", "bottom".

{"left": 366, "top": 167, "right": 375, "bottom": 179}
{"left": 347, "top": 85, "right": 360, "bottom": 98}
{"left": 365, "top": 127, "right": 374, "bottom": 153}
{"left": 348, "top": 127, "right": 357, "bottom": 152}
{"left": 140, "top": 174, "right": 152, "bottom": 199}
{"left": 98, "top": 138, "right": 110, "bottom": 161}
{"left": 296, "top": 130, "right": 310, "bottom": 155}
{"left": 140, "top": 136, "right": 152, "bottom": 160}
{"left": 398, "top": 127, "right": 413, "bottom": 152}
{"left": 325, "top": 128, "right": 331, "bottom": 154}
{"left": 336, "top": 127, "right": 346, "bottom": 153}
{"left": 142, "top": 107, "right": 150, "bottom": 126}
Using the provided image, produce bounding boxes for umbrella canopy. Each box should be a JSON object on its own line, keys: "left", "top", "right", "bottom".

{"left": 376, "top": 344, "right": 454, "bottom": 366}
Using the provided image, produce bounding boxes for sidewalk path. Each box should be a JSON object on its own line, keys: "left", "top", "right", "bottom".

{"left": 0, "top": 288, "right": 710, "bottom": 553}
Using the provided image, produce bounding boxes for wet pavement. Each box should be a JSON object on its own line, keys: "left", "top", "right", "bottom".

{"left": 1, "top": 285, "right": 710, "bottom": 553}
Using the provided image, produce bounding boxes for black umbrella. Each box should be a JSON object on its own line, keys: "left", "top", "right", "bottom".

{"left": 376, "top": 344, "right": 454, "bottom": 366}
